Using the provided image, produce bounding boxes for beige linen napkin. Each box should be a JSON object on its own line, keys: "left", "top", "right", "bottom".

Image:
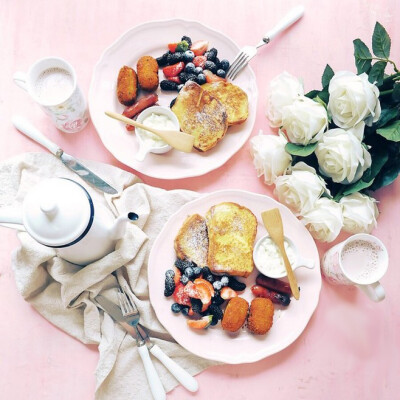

{"left": 0, "top": 153, "right": 217, "bottom": 399}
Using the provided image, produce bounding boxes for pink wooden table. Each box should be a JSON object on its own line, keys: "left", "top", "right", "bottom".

{"left": 1, "top": 1, "right": 399, "bottom": 399}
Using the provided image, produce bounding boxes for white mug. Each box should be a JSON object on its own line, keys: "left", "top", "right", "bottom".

{"left": 13, "top": 57, "right": 89, "bottom": 133}
{"left": 322, "top": 233, "right": 388, "bottom": 302}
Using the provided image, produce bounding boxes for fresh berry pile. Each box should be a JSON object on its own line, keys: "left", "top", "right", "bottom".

{"left": 156, "top": 36, "right": 231, "bottom": 92}
{"left": 164, "top": 259, "right": 246, "bottom": 329}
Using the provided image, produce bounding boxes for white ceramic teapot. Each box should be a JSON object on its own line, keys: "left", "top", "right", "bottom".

{"left": 0, "top": 177, "right": 138, "bottom": 265}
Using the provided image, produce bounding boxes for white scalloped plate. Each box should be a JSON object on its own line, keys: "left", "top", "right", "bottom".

{"left": 89, "top": 19, "right": 258, "bottom": 179}
{"left": 148, "top": 190, "right": 322, "bottom": 364}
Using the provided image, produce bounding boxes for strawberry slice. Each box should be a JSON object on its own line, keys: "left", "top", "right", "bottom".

{"left": 195, "top": 284, "right": 212, "bottom": 312}
{"left": 168, "top": 42, "right": 178, "bottom": 53}
{"left": 191, "top": 40, "right": 209, "bottom": 56}
{"left": 193, "top": 56, "right": 207, "bottom": 68}
{"left": 187, "top": 315, "right": 213, "bottom": 329}
{"left": 163, "top": 61, "right": 185, "bottom": 78}
{"left": 173, "top": 266, "right": 181, "bottom": 286}
{"left": 173, "top": 283, "right": 191, "bottom": 306}
{"left": 167, "top": 76, "right": 181, "bottom": 84}
{"left": 194, "top": 278, "right": 215, "bottom": 297}
{"left": 203, "top": 70, "right": 226, "bottom": 83}
{"left": 220, "top": 287, "right": 238, "bottom": 300}
{"left": 183, "top": 281, "right": 200, "bottom": 299}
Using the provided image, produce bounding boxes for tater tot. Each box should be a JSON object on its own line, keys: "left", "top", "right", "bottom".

{"left": 116, "top": 66, "right": 138, "bottom": 106}
{"left": 137, "top": 56, "right": 159, "bottom": 91}
{"left": 247, "top": 298, "right": 274, "bottom": 335}
{"left": 221, "top": 297, "right": 249, "bottom": 332}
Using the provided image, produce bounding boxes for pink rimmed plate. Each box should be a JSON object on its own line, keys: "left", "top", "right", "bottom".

{"left": 148, "top": 190, "right": 321, "bottom": 364}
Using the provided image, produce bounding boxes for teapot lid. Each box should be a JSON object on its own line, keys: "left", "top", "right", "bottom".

{"left": 22, "top": 178, "right": 93, "bottom": 247}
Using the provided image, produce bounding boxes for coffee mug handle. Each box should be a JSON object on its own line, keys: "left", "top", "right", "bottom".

{"left": 358, "top": 281, "right": 385, "bottom": 302}
{"left": 13, "top": 72, "right": 28, "bottom": 91}
{"left": 296, "top": 256, "right": 315, "bottom": 270}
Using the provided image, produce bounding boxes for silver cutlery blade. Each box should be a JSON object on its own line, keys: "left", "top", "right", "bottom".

{"left": 60, "top": 153, "right": 118, "bottom": 195}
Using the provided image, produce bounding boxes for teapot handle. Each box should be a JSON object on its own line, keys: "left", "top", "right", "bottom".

{"left": 0, "top": 207, "right": 24, "bottom": 230}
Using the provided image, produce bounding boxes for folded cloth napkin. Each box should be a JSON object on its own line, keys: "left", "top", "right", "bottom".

{"left": 0, "top": 153, "right": 218, "bottom": 399}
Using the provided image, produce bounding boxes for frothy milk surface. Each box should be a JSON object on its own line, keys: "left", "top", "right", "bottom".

{"left": 34, "top": 67, "right": 74, "bottom": 105}
{"left": 341, "top": 239, "right": 384, "bottom": 283}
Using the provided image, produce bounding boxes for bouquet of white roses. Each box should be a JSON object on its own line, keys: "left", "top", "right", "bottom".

{"left": 251, "top": 22, "right": 400, "bottom": 242}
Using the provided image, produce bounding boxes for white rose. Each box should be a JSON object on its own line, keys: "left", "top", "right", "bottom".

{"left": 328, "top": 71, "right": 381, "bottom": 129}
{"left": 250, "top": 131, "right": 292, "bottom": 185}
{"left": 281, "top": 96, "right": 328, "bottom": 145}
{"left": 315, "top": 122, "right": 371, "bottom": 184}
{"left": 301, "top": 198, "right": 343, "bottom": 242}
{"left": 274, "top": 162, "right": 329, "bottom": 215}
{"left": 339, "top": 192, "right": 379, "bottom": 234}
{"left": 266, "top": 71, "right": 304, "bottom": 128}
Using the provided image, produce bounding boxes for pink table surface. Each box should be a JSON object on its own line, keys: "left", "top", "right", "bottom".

{"left": 1, "top": 1, "right": 400, "bottom": 399}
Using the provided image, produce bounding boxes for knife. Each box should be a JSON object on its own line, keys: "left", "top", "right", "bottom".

{"left": 96, "top": 295, "right": 166, "bottom": 400}
{"left": 12, "top": 115, "right": 118, "bottom": 195}
{"left": 96, "top": 295, "right": 198, "bottom": 393}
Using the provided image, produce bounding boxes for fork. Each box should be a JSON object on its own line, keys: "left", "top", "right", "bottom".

{"left": 117, "top": 290, "right": 166, "bottom": 400}
{"left": 118, "top": 290, "right": 198, "bottom": 394}
{"left": 226, "top": 5, "right": 305, "bottom": 80}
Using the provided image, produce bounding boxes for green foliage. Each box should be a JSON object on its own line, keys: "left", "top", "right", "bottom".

{"left": 353, "top": 39, "right": 372, "bottom": 74}
{"left": 285, "top": 142, "right": 317, "bottom": 157}
{"left": 372, "top": 22, "right": 391, "bottom": 59}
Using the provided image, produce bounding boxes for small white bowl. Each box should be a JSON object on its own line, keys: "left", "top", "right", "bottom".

{"left": 253, "top": 234, "right": 315, "bottom": 279}
{"left": 134, "top": 105, "right": 180, "bottom": 161}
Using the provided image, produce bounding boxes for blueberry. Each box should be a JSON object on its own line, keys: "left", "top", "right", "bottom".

{"left": 160, "top": 80, "right": 178, "bottom": 91}
{"left": 181, "top": 35, "right": 192, "bottom": 47}
{"left": 204, "top": 61, "right": 217, "bottom": 73}
{"left": 194, "top": 66, "right": 203, "bottom": 75}
{"left": 206, "top": 48, "right": 218, "bottom": 61}
{"left": 180, "top": 275, "right": 189, "bottom": 285}
{"left": 216, "top": 69, "right": 226, "bottom": 78}
{"left": 185, "top": 73, "right": 197, "bottom": 82}
{"left": 205, "top": 274, "right": 214, "bottom": 283}
{"left": 179, "top": 72, "right": 188, "bottom": 83}
{"left": 202, "top": 267, "right": 211, "bottom": 276}
{"left": 214, "top": 57, "right": 220, "bottom": 67}
{"left": 184, "top": 266, "right": 194, "bottom": 278}
{"left": 181, "top": 306, "right": 190, "bottom": 316}
{"left": 193, "top": 266, "right": 202, "bottom": 277}
{"left": 196, "top": 73, "right": 206, "bottom": 85}
{"left": 171, "top": 303, "right": 182, "bottom": 313}
{"left": 165, "top": 269, "right": 175, "bottom": 278}
{"left": 177, "top": 84, "right": 184, "bottom": 92}
{"left": 220, "top": 276, "right": 229, "bottom": 286}
{"left": 213, "top": 280, "right": 223, "bottom": 291}
{"left": 184, "top": 62, "right": 196, "bottom": 74}
{"left": 218, "top": 59, "right": 230, "bottom": 71}
{"left": 183, "top": 50, "right": 195, "bottom": 63}
{"left": 174, "top": 259, "right": 187, "bottom": 271}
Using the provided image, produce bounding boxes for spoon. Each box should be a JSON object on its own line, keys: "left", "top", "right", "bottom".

{"left": 105, "top": 111, "right": 194, "bottom": 153}
{"left": 261, "top": 208, "right": 300, "bottom": 300}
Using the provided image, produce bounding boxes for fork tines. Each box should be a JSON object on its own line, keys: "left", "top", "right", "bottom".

{"left": 117, "top": 289, "right": 138, "bottom": 316}
{"left": 226, "top": 52, "right": 250, "bottom": 80}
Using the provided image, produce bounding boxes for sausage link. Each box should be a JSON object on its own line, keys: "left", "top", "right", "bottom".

{"left": 256, "top": 274, "right": 293, "bottom": 296}
{"left": 251, "top": 285, "right": 291, "bottom": 306}
{"left": 122, "top": 93, "right": 158, "bottom": 118}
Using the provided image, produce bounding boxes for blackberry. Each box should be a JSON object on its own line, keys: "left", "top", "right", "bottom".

{"left": 205, "top": 274, "right": 215, "bottom": 284}
{"left": 179, "top": 72, "right": 188, "bottom": 83}
{"left": 174, "top": 51, "right": 185, "bottom": 62}
{"left": 156, "top": 51, "right": 170, "bottom": 67}
{"left": 181, "top": 306, "right": 190, "bottom": 316}
{"left": 204, "top": 60, "right": 217, "bottom": 73}
{"left": 195, "top": 73, "right": 206, "bottom": 85}
{"left": 171, "top": 303, "right": 182, "bottom": 313}
{"left": 216, "top": 69, "right": 226, "bottom": 78}
{"left": 185, "top": 73, "right": 197, "bottom": 82}
{"left": 218, "top": 59, "right": 230, "bottom": 71}
{"left": 191, "top": 298, "right": 203, "bottom": 314}
{"left": 180, "top": 275, "right": 189, "bottom": 285}
{"left": 184, "top": 62, "right": 196, "bottom": 74}
{"left": 220, "top": 276, "right": 229, "bottom": 286}
{"left": 212, "top": 294, "right": 225, "bottom": 306}
{"left": 208, "top": 304, "right": 224, "bottom": 320}
{"left": 206, "top": 48, "right": 218, "bottom": 61}
{"left": 183, "top": 50, "right": 195, "bottom": 63}
{"left": 184, "top": 266, "right": 195, "bottom": 279}
{"left": 214, "top": 57, "right": 220, "bottom": 67}
{"left": 213, "top": 280, "right": 223, "bottom": 291}
{"left": 160, "top": 80, "right": 178, "bottom": 91}
{"left": 210, "top": 316, "right": 219, "bottom": 326}
{"left": 228, "top": 277, "right": 246, "bottom": 291}
{"left": 174, "top": 258, "right": 187, "bottom": 271}
{"left": 164, "top": 275, "right": 175, "bottom": 297}
{"left": 167, "top": 52, "right": 181, "bottom": 65}
{"left": 193, "top": 266, "right": 202, "bottom": 277}
{"left": 165, "top": 269, "right": 175, "bottom": 278}
{"left": 170, "top": 97, "right": 177, "bottom": 108}
{"left": 181, "top": 35, "right": 192, "bottom": 47}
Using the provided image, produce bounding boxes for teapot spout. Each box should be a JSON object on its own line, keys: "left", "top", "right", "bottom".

{"left": 0, "top": 206, "right": 24, "bottom": 230}
{"left": 110, "top": 212, "right": 139, "bottom": 240}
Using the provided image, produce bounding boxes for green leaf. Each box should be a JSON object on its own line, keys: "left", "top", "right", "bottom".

{"left": 362, "top": 149, "right": 389, "bottom": 182}
{"left": 305, "top": 90, "right": 319, "bottom": 99}
{"left": 372, "top": 22, "right": 391, "bottom": 59}
{"left": 375, "top": 107, "right": 399, "bottom": 128}
{"left": 377, "top": 121, "right": 400, "bottom": 141}
{"left": 317, "top": 89, "right": 329, "bottom": 104}
{"left": 392, "top": 83, "right": 400, "bottom": 102}
{"left": 285, "top": 142, "right": 318, "bottom": 157}
{"left": 368, "top": 61, "right": 387, "bottom": 86}
{"left": 370, "top": 164, "right": 400, "bottom": 191}
{"left": 353, "top": 38, "right": 372, "bottom": 74}
{"left": 321, "top": 64, "right": 334, "bottom": 88}
{"left": 342, "top": 178, "right": 375, "bottom": 196}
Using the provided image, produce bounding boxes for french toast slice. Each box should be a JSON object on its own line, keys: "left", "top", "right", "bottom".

{"left": 205, "top": 202, "right": 257, "bottom": 277}
{"left": 202, "top": 81, "right": 249, "bottom": 126}
{"left": 174, "top": 214, "right": 209, "bottom": 267}
{"left": 171, "top": 81, "right": 228, "bottom": 152}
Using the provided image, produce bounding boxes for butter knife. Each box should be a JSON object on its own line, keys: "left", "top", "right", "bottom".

{"left": 12, "top": 115, "right": 118, "bottom": 195}
{"left": 96, "top": 295, "right": 166, "bottom": 400}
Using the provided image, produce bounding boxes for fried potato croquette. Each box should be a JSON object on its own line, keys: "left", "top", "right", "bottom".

{"left": 247, "top": 298, "right": 274, "bottom": 335}
{"left": 116, "top": 66, "right": 138, "bottom": 106}
{"left": 221, "top": 297, "right": 249, "bottom": 332}
{"left": 137, "top": 56, "right": 159, "bottom": 91}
